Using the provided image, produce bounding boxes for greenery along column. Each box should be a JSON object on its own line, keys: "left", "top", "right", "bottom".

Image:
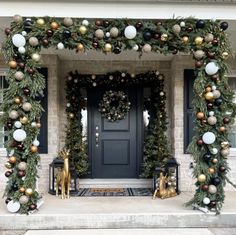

{"left": 2, "top": 15, "right": 235, "bottom": 214}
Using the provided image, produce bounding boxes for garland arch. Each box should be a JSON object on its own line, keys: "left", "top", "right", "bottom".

{"left": 1, "top": 15, "right": 236, "bottom": 214}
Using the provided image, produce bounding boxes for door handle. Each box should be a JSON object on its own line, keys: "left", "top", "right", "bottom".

{"left": 95, "top": 126, "right": 99, "bottom": 147}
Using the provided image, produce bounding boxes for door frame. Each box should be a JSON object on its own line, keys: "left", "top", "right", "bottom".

{"left": 87, "top": 86, "right": 143, "bottom": 178}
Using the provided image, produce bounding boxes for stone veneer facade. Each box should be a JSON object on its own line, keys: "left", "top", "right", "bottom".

{"left": 0, "top": 54, "right": 236, "bottom": 194}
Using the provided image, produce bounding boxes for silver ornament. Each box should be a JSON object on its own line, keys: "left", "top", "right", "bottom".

{"left": 142, "top": 44, "right": 152, "bottom": 53}
{"left": 110, "top": 27, "right": 119, "bottom": 37}
{"left": 22, "top": 102, "right": 32, "bottom": 112}
{"left": 18, "top": 162, "right": 27, "bottom": 171}
{"left": 95, "top": 29, "right": 104, "bottom": 39}
{"left": 19, "top": 195, "right": 29, "bottom": 205}
{"left": 9, "top": 110, "right": 19, "bottom": 119}
{"left": 172, "top": 24, "right": 181, "bottom": 34}
{"left": 208, "top": 185, "right": 217, "bottom": 194}
{"left": 193, "top": 50, "right": 205, "bottom": 60}
{"left": 213, "top": 90, "right": 221, "bottom": 99}
{"left": 29, "top": 37, "right": 39, "bottom": 47}
{"left": 207, "top": 116, "right": 217, "bottom": 125}
{"left": 14, "top": 71, "right": 24, "bottom": 81}
{"left": 63, "top": 17, "right": 73, "bottom": 27}
{"left": 205, "top": 33, "right": 214, "bottom": 43}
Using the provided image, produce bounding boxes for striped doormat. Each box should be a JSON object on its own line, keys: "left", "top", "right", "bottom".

{"left": 75, "top": 188, "right": 153, "bottom": 197}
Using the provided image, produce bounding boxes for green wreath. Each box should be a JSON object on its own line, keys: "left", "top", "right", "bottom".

{"left": 99, "top": 90, "right": 131, "bottom": 122}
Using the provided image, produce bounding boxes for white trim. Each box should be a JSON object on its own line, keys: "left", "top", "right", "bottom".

{"left": 0, "top": 69, "right": 7, "bottom": 76}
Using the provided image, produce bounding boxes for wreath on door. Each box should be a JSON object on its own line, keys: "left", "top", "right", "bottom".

{"left": 98, "top": 90, "right": 131, "bottom": 122}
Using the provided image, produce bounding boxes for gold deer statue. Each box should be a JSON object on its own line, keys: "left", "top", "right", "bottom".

{"left": 153, "top": 172, "right": 177, "bottom": 199}
{"left": 56, "top": 149, "right": 71, "bottom": 199}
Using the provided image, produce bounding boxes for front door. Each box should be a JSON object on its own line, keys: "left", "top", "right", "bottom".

{"left": 88, "top": 87, "right": 141, "bottom": 178}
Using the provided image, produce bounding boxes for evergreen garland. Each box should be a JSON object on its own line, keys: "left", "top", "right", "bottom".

{"left": 1, "top": 15, "right": 235, "bottom": 214}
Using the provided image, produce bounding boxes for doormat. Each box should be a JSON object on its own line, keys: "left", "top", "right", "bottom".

{"left": 75, "top": 188, "right": 153, "bottom": 197}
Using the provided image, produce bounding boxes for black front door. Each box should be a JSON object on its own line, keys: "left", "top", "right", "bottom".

{"left": 88, "top": 87, "right": 141, "bottom": 178}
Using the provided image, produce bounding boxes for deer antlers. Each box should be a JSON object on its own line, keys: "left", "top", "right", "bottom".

{"left": 58, "top": 148, "right": 70, "bottom": 159}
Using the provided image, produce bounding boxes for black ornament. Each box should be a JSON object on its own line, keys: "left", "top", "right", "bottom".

{"left": 103, "top": 20, "right": 110, "bottom": 27}
{"left": 24, "top": 19, "right": 33, "bottom": 32}
{"left": 143, "top": 30, "right": 152, "bottom": 41}
{"left": 186, "top": 27, "right": 193, "bottom": 33}
{"left": 18, "top": 62, "right": 25, "bottom": 69}
{"left": 196, "top": 20, "right": 205, "bottom": 29}
{"left": 209, "top": 201, "right": 216, "bottom": 208}
{"left": 219, "top": 166, "right": 226, "bottom": 173}
{"left": 212, "top": 39, "right": 218, "bottom": 46}
{"left": 27, "top": 68, "right": 34, "bottom": 75}
{"left": 29, "top": 203, "right": 37, "bottom": 210}
{"left": 17, "top": 143, "right": 24, "bottom": 151}
{"left": 5, "top": 198, "right": 11, "bottom": 204}
{"left": 23, "top": 88, "right": 31, "bottom": 96}
{"left": 113, "top": 46, "right": 121, "bottom": 54}
{"left": 5, "top": 171, "right": 12, "bottom": 177}
{"left": 214, "top": 98, "right": 223, "bottom": 106}
{"left": 223, "top": 117, "right": 230, "bottom": 124}
{"left": 135, "top": 22, "right": 143, "bottom": 30}
{"left": 12, "top": 183, "right": 18, "bottom": 191}
{"left": 220, "top": 21, "right": 228, "bottom": 31}
{"left": 212, "top": 177, "right": 221, "bottom": 186}
{"left": 63, "top": 29, "right": 71, "bottom": 38}
{"left": 207, "top": 103, "right": 214, "bottom": 110}
{"left": 46, "top": 29, "right": 54, "bottom": 37}
{"left": 5, "top": 121, "right": 13, "bottom": 129}
{"left": 203, "top": 154, "right": 211, "bottom": 162}
{"left": 42, "top": 38, "right": 49, "bottom": 47}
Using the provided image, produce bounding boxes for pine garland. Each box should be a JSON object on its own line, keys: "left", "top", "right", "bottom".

{"left": 1, "top": 15, "right": 235, "bottom": 214}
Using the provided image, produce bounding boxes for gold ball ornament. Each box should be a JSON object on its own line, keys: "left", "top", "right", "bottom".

{"left": 15, "top": 97, "right": 21, "bottom": 104}
{"left": 20, "top": 116, "right": 28, "bottom": 124}
{"left": 196, "top": 112, "right": 204, "bottom": 120}
{"left": 205, "top": 86, "right": 212, "bottom": 92}
{"left": 161, "top": 34, "right": 168, "bottom": 42}
{"left": 36, "top": 18, "right": 45, "bottom": 26}
{"left": 205, "top": 91, "right": 214, "bottom": 101}
{"left": 31, "top": 145, "right": 38, "bottom": 153}
{"left": 195, "top": 36, "right": 204, "bottom": 45}
{"left": 79, "top": 25, "right": 87, "bottom": 35}
{"left": 198, "top": 174, "right": 206, "bottom": 183}
{"left": 25, "top": 188, "right": 33, "bottom": 196}
{"left": 50, "top": 22, "right": 59, "bottom": 30}
{"left": 31, "top": 53, "right": 41, "bottom": 62}
{"left": 219, "top": 126, "right": 226, "bottom": 132}
{"left": 5, "top": 162, "right": 12, "bottom": 169}
{"left": 208, "top": 168, "right": 215, "bottom": 174}
{"left": 182, "top": 36, "right": 189, "bottom": 43}
{"left": 221, "top": 141, "right": 229, "bottom": 149}
{"left": 77, "top": 43, "right": 84, "bottom": 51}
{"left": 9, "top": 60, "right": 17, "bottom": 69}
{"left": 222, "top": 52, "right": 229, "bottom": 60}
{"left": 221, "top": 148, "right": 230, "bottom": 157}
{"left": 19, "top": 187, "right": 25, "bottom": 193}
{"left": 9, "top": 156, "right": 17, "bottom": 164}
{"left": 212, "top": 158, "right": 218, "bottom": 164}
{"left": 104, "top": 43, "right": 112, "bottom": 52}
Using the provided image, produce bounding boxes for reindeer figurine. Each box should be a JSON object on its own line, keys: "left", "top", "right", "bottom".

{"left": 56, "top": 149, "right": 71, "bottom": 199}
{"left": 153, "top": 172, "right": 177, "bottom": 199}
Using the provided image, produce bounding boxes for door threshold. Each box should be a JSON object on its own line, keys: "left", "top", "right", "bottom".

{"left": 79, "top": 178, "right": 152, "bottom": 188}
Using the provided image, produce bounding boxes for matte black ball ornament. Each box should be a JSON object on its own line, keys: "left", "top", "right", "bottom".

{"left": 63, "top": 29, "right": 71, "bottom": 38}
{"left": 24, "top": 18, "right": 33, "bottom": 32}
{"left": 196, "top": 20, "right": 205, "bottom": 29}
{"left": 212, "top": 177, "right": 221, "bottom": 186}
{"left": 214, "top": 98, "right": 223, "bottom": 106}
{"left": 113, "top": 46, "right": 121, "bottom": 54}
{"left": 143, "top": 30, "right": 152, "bottom": 41}
{"left": 203, "top": 154, "right": 212, "bottom": 162}
{"left": 220, "top": 21, "right": 229, "bottom": 31}
{"left": 12, "top": 183, "right": 19, "bottom": 191}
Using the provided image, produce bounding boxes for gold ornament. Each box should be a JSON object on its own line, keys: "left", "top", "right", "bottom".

{"left": 9, "top": 156, "right": 17, "bottom": 164}
{"left": 222, "top": 52, "right": 229, "bottom": 60}
{"left": 197, "top": 174, "right": 206, "bottom": 182}
{"left": 196, "top": 112, "right": 204, "bottom": 120}
{"left": 25, "top": 188, "right": 33, "bottom": 196}
{"left": 160, "top": 34, "right": 168, "bottom": 42}
{"left": 182, "top": 36, "right": 189, "bottom": 43}
{"left": 208, "top": 168, "right": 215, "bottom": 174}
{"left": 14, "top": 97, "right": 21, "bottom": 104}
{"left": 51, "top": 22, "right": 59, "bottom": 30}
{"left": 36, "top": 18, "right": 45, "bottom": 26}
{"left": 79, "top": 25, "right": 87, "bottom": 35}
{"left": 205, "top": 92, "right": 214, "bottom": 101}
{"left": 77, "top": 43, "right": 84, "bottom": 51}
{"left": 31, "top": 145, "right": 38, "bottom": 153}
{"left": 19, "top": 187, "right": 25, "bottom": 193}
{"left": 205, "top": 86, "right": 212, "bottom": 92}
{"left": 5, "top": 162, "right": 12, "bottom": 169}
{"left": 219, "top": 126, "right": 226, "bottom": 132}
{"left": 212, "top": 158, "right": 218, "bottom": 164}
{"left": 104, "top": 43, "right": 112, "bottom": 52}
{"left": 20, "top": 117, "right": 28, "bottom": 124}
{"left": 221, "top": 141, "right": 229, "bottom": 149}
{"left": 9, "top": 60, "right": 17, "bottom": 69}
{"left": 195, "top": 36, "right": 204, "bottom": 45}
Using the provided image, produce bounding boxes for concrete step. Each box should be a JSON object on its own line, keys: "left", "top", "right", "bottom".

{"left": 79, "top": 178, "right": 152, "bottom": 188}
{"left": 24, "top": 228, "right": 223, "bottom": 235}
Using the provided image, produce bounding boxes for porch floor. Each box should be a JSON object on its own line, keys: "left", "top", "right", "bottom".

{"left": 0, "top": 191, "right": 236, "bottom": 230}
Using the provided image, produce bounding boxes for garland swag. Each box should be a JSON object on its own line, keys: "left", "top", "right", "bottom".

{"left": 1, "top": 15, "right": 235, "bottom": 214}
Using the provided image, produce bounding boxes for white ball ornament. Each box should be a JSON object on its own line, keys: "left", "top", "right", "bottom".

{"left": 213, "top": 90, "right": 221, "bottom": 99}
{"left": 209, "top": 111, "right": 214, "bottom": 116}
{"left": 9, "top": 110, "right": 19, "bottom": 119}
{"left": 133, "top": 44, "right": 139, "bottom": 51}
{"left": 193, "top": 50, "right": 205, "bottom": 60}
{"left": 202, "top": 132, "right": 216, "bottom": 144}
{"left": 18, "top": 162, "right": 27, "bottom": 171}
{"left": 110, "top": 27, "right": 119, "bottom": 38}
{"left": 180, "top": 21, "right": 185, "bottom": 27}
{"left": 105, "top": 32, "right": 110, "bottom": 38}
{"left": 13, "top": 14, "right": 23, "bottom": 23}
{"left": 205, "top": 62, "right": 219, "bottom": 75}
{"left": 57, "top": 42, "right": 64, "bottom": 50}
{"left": 21, "top": 31, "right": 27, "bottom": 36}
{"left": 172, "top": 24, "right": 181, "bottom": 34}
{"left": 207, "top": 116, "right": 217, "bottom": 125}
{"left": 208, "top": 185, "right": 217, "bottom": 194}
{"left": 14, "top": 71, "right": 24, "bottom": 81}
{"left": 142, "top": 44, "right": 152, "bottom": 53}
{"left": 29, "top": 37, "right": 39, "bottom": 47}
{"left": 22, "top": 102, "right": 32, "bottom": 112}
{"left": 63, "top": 17, "right": 73, "bottom": 27}
{"left": 14, "top": 121, "right": 22, "bottom": 128}
{"left": 7, "top": 200, "right": 20, "bottom": 213}
{"left": 212, "top": 85, "right": 216, "bottom": 91}
{"left": 19, "top": 195, "right": 29, "bottom": 205}
{"left": 124, "top": 25, "right": 137, "bottom": 39}
{"left": 18, "top": 46, "right": 26, "bottom": 54}
{"left": 31, "top": 53, "right": 41, "bottom": 62}
{"left": 95, "top": 29, "right": 104, "bottom": 39}
{"left": 211, "top": 148, "right": 218, "bottom": 155}
{"left": 33, "top": 139, "right": 40, "bottom": 147}
{"left": 31, "top": 122, "right": 37, "bottom": 127}
{"left": 13, "top": 129, "right": 27, "bottom": 142}
{"left": 203, "top": 197, "right": 210, "bottom": 205}
{"left": 12, "top": 34, "right": 26, "bottom": 48}
{"left": 82, "top": 20, "right": 89, "bottom": 26}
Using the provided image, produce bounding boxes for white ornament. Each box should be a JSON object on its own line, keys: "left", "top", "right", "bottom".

{"left": 155, "top": 71, "right": 160, "bottom": 76}
{"left": 209, "top": 111, "right": 214, "bottom": 116}
{"left": 14, "top": 121, "right": 22, "bottom": 129}
{"left": 124, "top": 25, "right": 137, "bottom": 39}
{"left": 121, "top": 73, "right": 126, "bottom": 77}
{"left": 142, "top": 44, "right": 152, "bottom": 53}
{"left": 13, "top": 129, "right": 27, "bottom": 142}
{"left": 205, "top": 62, "right": 219, "bottom": 75}
{"left": 211, "top": 148, "right": 218, "bottom": 155}
{"left": 22, "top": 102, "right": 32, "bottom": 112}
{"left": 31, "top": 122, "right": 37, "bottom": 127}
{"left": 105, "top": 32, "right": 110, "bottom": 38}
{"left": 18, "top": 46, "right": 26, "bottom": 54}
{"left": 21, "top": 31, "right": 27, "bottom": 36}
{"left": 33, "top": 139, "right": 40, "bottom": 147}
{"left": 203, "top": 197, "right": 210, "bottom": 205}
{"left": 12, "top": 34, "right": 26, "bottom": 48}
{"left": 133, "top": 44, "right": 139, "bottom": 51}
{"left": 31, "top": 53, "right": 41, "bottom": 62}
{"left": 29, "top": 37, "right": 39, "bottom": 46}
{"left": 9, "top": 110, "right": 19, "bottom": 119}
{"left": 57, "top": 42, "right": 64, "bottom": 50}
{"left": 7, "top": 200, "right": 20, "bottom": 213}
{"left": 202, "top": 132, "right": 216, "bottom": 144}
{"left": 66, "top": 103, "right": 71, "bottom": 107}
{"left": 212, "top": 85, "right": 216, "bottom": 91}
{"left": 18, "top": 162, "right": 27, "bottom": 171}
{"left": 180, "top": 21, "right": 185, "bottom": 27}
{"left": 82, "top": 20, "right": 89, "bottom": 26}
{"left": 160, "top": 91, "right": 165, "bottom": 96}
{"left": 208, "top": 185, "right": 217, "bottom": 194}
{"left": 19, "top": 195, "right": 29, "bottom": 204}
{"left": 91, "top": 75, "right": 96, "bottom": 80}
{"left": 9, "top": 150, "right": 15, "bottom": 156}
